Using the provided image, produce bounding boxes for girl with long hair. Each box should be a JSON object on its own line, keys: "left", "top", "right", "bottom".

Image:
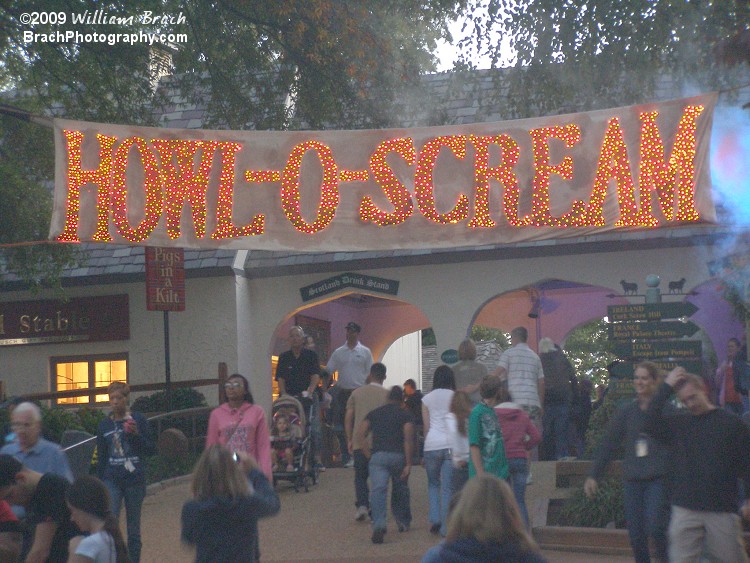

{"left": 421, "top": 365, "right": 456, "bottom": 536}
{"left": 206, "top": 373, "right": 273, "bottom": 479}
{"left": 421, "top": 475, "right": 547, "bottom": 562}
{"left": 181, "top": 445, "right": 280, "bottom": 563}
{"left": 584, "top": 361, "right": 673, "bottom": 563}
{"left": 446, "top": 391, "right": 472, "bottom": 495}
{"left": 67, "top": 475, "right": 129, "bottom": 563}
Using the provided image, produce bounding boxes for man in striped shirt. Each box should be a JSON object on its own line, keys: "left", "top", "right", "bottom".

{"left": 494, "top": 326, "right": 545, "bottom": 462}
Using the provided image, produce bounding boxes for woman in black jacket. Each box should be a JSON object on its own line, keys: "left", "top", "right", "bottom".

{"left": 584, "top": 361, "right": 673, "bottom": 563}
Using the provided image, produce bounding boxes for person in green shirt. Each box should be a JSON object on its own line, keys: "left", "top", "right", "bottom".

{"left": 468, "top": 375, "right": 508, "bottom": 479}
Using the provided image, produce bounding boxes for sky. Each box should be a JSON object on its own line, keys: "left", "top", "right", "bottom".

{"left": 433, "top": 16, "right": 514, "bottom": 71}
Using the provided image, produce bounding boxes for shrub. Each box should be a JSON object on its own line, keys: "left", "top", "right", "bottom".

{"left": 583, "top": 391, "right": 623, "bottom": 459}
{"left": 132, "top": 388, "right": 207, "bottom": 413}
{"left": 75, "top": 406, "right": 107, "bottom": 435}
{"left": 145, "top": 451, "right": 200, "bottom": 484}
{"left": 559, "top": 478, "right": 625, "bottom": 528}
{"left": 41, "top": 406, "right": 84, "bottom": 443}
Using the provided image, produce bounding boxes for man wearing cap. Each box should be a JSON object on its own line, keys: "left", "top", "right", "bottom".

{"left": 0, "top": 455, "right": 79, "bottom": 563}
{"left": 327, "top": 321, "right": 373, "bottom": 467}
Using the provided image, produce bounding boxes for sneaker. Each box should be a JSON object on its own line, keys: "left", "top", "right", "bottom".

{"left": 371, "top": 528, "right": 386, "bottom": 544}
{"left": 397, "top": 521, "right": 410, "bottom": 533}
{"left": 314, "top": 463, "right": 326, "bottom": 472}
{"left": 344, "top": 459, "right": 354, "bottom": 468}
{"left": 355, "top": 506, "right": 369, "bottom": 521}
{"left": 526, "top": 472, "right": 533, "bottom": 485}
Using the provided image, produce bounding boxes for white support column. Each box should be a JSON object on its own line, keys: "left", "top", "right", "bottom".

{"left": 233, "top": 251, "right": 273, "bottom": 411}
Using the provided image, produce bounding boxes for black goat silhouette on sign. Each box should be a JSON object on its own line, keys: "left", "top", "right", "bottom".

{"left": 620, "top": 280, "right": 638, "bottom": 295}
{"left": 669, "top": 278, "right": 686, "bottom": 293}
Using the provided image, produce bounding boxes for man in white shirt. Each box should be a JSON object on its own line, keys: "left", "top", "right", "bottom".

{"left": 327, "top": 321, "right": 373, "bottom": 466}
{"left": 495, "top": 326, "right": 545, "bottom": 461}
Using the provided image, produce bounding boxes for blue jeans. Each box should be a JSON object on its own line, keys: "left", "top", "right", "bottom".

{"left": 368, "top": 451, "right": 411, "bottom": 531}
{"left": 507, "top": 457, "right": 530, "bottom": 527}
{"left": 451, "top": 464, "right": 469, "bottom": 497}
{"left": 105, "top": 479, "right": 146, "bottom": 563}
{"left": 623, "top": 478, "right": 670, "bottom": 563}
{"left": 543, "top": 403, "right": 570, "bottom": 459}
{"left": 423, "top": 448, "right": 453, "bottom": 536}
{"left": 354, "top": 449, "right": 370, "bottom": 508}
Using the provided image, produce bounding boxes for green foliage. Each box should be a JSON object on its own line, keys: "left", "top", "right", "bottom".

{"left": 75, "top": 406, "right": 108, "bottom": 435}
{"left": 563, "top": 318, "right": 616, "bottom": 389}
{"left": 131, "top": 388, "right": 207, "bottom": 414}
{"left": 0, "top": 117, "right": 78, "bottom": 289}
{"left": 40, "top": 406, "right": 84, "bottom": 443}
{"left": 470, "top": 325, "right": 510, "bottom": 348}
{"left": 720, "top": 282, "right": 750, "bottom": 322}
{"left": 37, "top": 405, "right": 106, "bottom": 443}
{"left": 458, "top": 1, "right": 750, "bottom": 118}
{"left": 583, "top": 392, "right": 622, "bottom": 460}
{"left": 0, "top": 0, "right": 466, "bottom": 286}
{"left": 559, "top": 478, "right": 625, "bottom": 529}
{"left": 145, "top": 451, "right": 200, "bottom": 485}
{"left": 422, "top": 328, "right": 437, "bottom": 347}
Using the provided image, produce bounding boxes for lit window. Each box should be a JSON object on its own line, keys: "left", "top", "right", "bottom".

{"left": 51, "top": 354, "right": 128, "bottom": 405}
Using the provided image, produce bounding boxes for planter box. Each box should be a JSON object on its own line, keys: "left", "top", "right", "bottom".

{"left": 555, "top": 459, "right": 622, "bottom": 488}
{"left": 534, "top": 525, "right": 750, "bottom": 557}
{"left": 533, "top": 525, "right": 632, "bottom": 556}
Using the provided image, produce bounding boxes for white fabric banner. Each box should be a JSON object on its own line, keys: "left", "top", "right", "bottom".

{"left": 50, "top": 93, "right": 717, "bottom": 251}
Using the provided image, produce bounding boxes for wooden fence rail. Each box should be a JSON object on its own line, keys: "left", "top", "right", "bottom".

{"left": 19, "top": 363, "right": 229, "bottom": 404}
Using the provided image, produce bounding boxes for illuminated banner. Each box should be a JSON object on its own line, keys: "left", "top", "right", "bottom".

{"left": 50, "top": 94, "right": 717, "bottom": 251}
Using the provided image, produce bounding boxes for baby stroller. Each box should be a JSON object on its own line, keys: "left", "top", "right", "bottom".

{"left": 270, "top": 394, "right": 319, "bottom": 492}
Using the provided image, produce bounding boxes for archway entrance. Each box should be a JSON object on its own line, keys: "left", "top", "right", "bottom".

{"left": 269, "top": 291, "right": 431, "bottom": 397}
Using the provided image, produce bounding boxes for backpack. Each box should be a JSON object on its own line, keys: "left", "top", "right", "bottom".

{"left": 540, "top": 350, "right": 575, "bottom": 404}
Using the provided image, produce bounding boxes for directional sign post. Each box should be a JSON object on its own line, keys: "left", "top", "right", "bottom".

{"left": 607, "top": 302, "right": 699, "bottom": 322}
{"left": 607, "top": 298, "right": 702, "bottom": 388}
{"left": 612, "top": 340, "right": 703, "bottom": 360}
{"left": 608, "top": 320, "right": 700, "bottom": 340}
{"left": 609, "top": 360, "right": 703, "bottom": 378}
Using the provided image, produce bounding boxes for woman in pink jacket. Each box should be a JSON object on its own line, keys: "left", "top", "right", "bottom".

{"left": 494, "top": 381, "right": 541, "bottom": 528}
{"left": 206, "top": 373, "right": 272, "bottom": 479}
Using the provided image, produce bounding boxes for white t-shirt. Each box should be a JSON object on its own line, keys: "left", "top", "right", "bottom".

{"left": 498, "top": 343, "right": 544, "bottom": 408}
{"left": 445, "top": 412, "right": 470, "bottom": 466}
{"left": 422, "top": 388, "right": 454, "bottom": 451}
{"left": 75, "top": 531, "right": 117, "bottom": 563}
{"left": 326, "top": 341, "right": 373, "bottom": 389}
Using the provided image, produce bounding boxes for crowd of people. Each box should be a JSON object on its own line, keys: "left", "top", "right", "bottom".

{"left": 3, "top": 323, "right": 750, "bottom": 562}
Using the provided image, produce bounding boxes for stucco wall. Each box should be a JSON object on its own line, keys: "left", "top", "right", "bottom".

{"left": 0, "top": 276, "right": 238, "bottom": 405}
{"left": 238, "top": 240, "right": 721, "bottom": 411}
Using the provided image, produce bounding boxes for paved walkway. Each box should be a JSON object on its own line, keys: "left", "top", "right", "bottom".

{"left": 139, "top": 462, "right": 634, "bottom": 562}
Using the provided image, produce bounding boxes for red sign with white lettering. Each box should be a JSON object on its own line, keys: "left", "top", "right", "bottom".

{"left": 145, "top": 247, "right": 185, "bottom": 311}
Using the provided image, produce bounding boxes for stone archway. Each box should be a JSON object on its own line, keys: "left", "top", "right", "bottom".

{"left": 269, "top": 291, "right": 431, "bottom": 391}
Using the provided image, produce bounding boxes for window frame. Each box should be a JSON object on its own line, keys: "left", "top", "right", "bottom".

{"left": 50, "top": 353, "right": 129, "bottom": 406}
